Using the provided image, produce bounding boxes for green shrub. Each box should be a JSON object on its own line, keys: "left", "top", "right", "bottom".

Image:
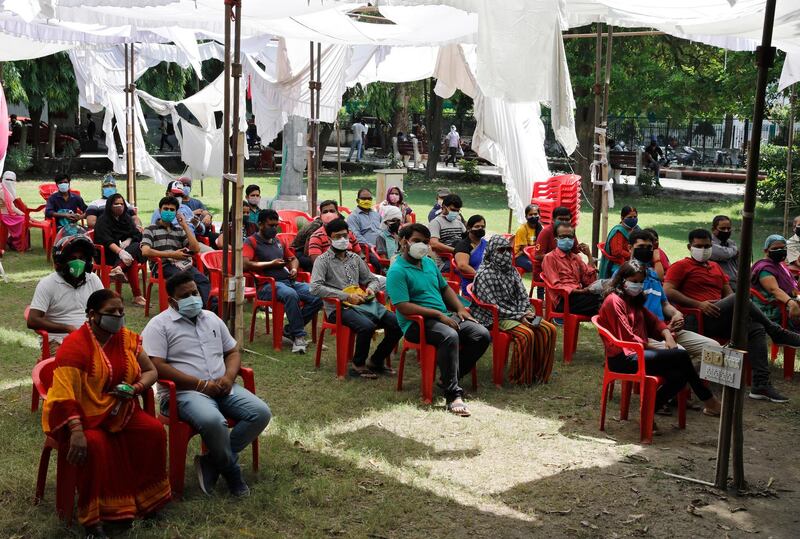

{"left": 4, "top": 146, "right": 33, "bottom": 172}
{"left": 458, "top": 159, "right": 480, "bottom": 181}
{"left": 636, "top": 170, "right": 662, "bottom": 197}
{"left": 755, "top": 144, "right": 800, "bottom": 207}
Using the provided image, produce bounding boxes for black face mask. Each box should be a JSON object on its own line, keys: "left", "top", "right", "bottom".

{"left": 261, "top": 225, "right": 277, "bottom": 240}
{"left": 527, "top": 216, "right": 539, "bottom": 227}
{"left": 388, "top": 222, "right": 400, "bottom": 234}
{"left": 471, "top": 228, "right": 486, "bottom": 239}
{"left": 794, "top": 226, "right": 800, "bottom": 238}
{"left": 716, "top": 231, "right": 731, "bottom": 243}
{"left": 633, "top": 246, "right": 654, "bottom": 264}
{"left": 768, "top": 249, "right": 787, "bottom": 263}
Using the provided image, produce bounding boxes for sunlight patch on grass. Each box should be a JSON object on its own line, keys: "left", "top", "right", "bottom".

{"left": 0, "top": 267, "right": 52, "bottom": 284}
{"left": 0, "top": 378, "right": 32, "bottom": 392}
{"left": 0, "top": 326, "right": 40, "bottom": 351}
{"left": 291, "top": 401, "right": 644, "bottom": 522}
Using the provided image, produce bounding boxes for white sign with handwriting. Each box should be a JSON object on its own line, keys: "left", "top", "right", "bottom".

{"left": 700, "top": 344, "right": 744, "bottom": 389}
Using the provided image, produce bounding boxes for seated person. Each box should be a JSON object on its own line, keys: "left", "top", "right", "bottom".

{"left": 307, "top": 220, "right": 364, "bottom": 264}
{"left": 533, "top": 206, "right": 590, "bottom": 297}
{"left": 45, "top": 173, "right": 87, "bottom": 232}
{"left": 178, "top": 176, "right": 217, "bottom": 246}
{"left": 428, "top": 193, "right": 466, "bottom": 269}
{"left": 94, "top": 194, "right": 147, "bottom": 306}
{"left": 141, "top": 196, "right": 211, "bottom": 307}
{"left": 665, "top": 228, "right": 800, "bottom": 403}
{"left": 309, "top": 218, "right": 403, "bottom": 378}
{"left": 513, "top": 203, "right": 542, "bottom": 273}
{"left": 44, "top": 289, "right": 170, "bottom": 537}
{"left": 472, "top": 236, "right": 557, "bottom": 384}
{"left": 541, "top": 222, "right": 601, "bottom": 316}
{"left": 598, "top": 261, "right": 721, "bottom": 427}
{"left": 85, "top": 175, "right": 138, "bottom": 229}
{"left": 375, "top": 205, "right": 402, "bottom": 263}
{"left": 292, "top": 199, "right": 340, "bottom": 272}
{"left": 785, "top": 215, "right": 800, "bottom": 272}
{"left": 378, "top": 185, "right": 414, "bottom": 224}
{"left": 347, "top": 188, "right": 382, "bottom": 247}
{"left": 710, "top": 214, "right": 739, "bottom": 291}
{"left": 453, "top": 214, "right": 487, "bottom": 295}
{"left": 628, "top": 230, "right": 717, "bottom": 369}
{"left": 242, "top": 209, "right": 323, "bottom": 354}
{"left": 642, "top": 227, "right": 669, "bottom": 278}
{"left": 142, "top": 272, "right": 271, "bottom": 497}
{"left": 215, "top": 200, "right": 259, "bottom": 249}
{"left": 427, "top": 187, "right": 450, "bottom": 223}
{"left": 245, "top": 184, "right": 268, "bottom": 211}
{"left": 29, "top": 235, "right": 104, "bottom": 349}
{"left": 1, "top": 170, "right": 27, "bottom": 251}
{"left": 149, "top": 182, "right": 212, "bottom": 252}
{"left": 386, "top": 224, "right": 491, "bottom": 417}
{"left": 599, "top": 205, "right": 639, "bottom": 279}
{"left": 751, "top": 234, "right": 800, "bottom": 328}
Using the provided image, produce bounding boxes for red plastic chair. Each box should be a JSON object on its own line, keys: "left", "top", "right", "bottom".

{"left": 200, "top": 250, "right": 257, "bottom": 317}
{"left": 314, "top": 297, "right": 356, "bottom": 379}
{"left": 85, "top": 229, "right": 147, "bottom": 293}
{"left": 591, "top": 316, "right": 687, "bottom": 444}
{"left": 396, "top": 314, "right": 477, "bottom": 404}
{"left": 338, "top": 206, "right": 351, "bottom": 216}
{"left": 368, "top": 244, "right": 391, "bottom": 270}
{"left": 750, "top": 287, "right": 795, "bottom": 380}
{"left": 276, "top": 232, "right": 297, "bottom": 249}
{"left": 598, "top": 241, "right": 624, "bottom": 274}
{"left": 33, "top": 357, "right": 156, "bottom": 522}
{"left": 466, "top": 283, "right": 543, "bottom": 387}
{"left": 437, "top": 251, "right": 457, "bottom": 281}
{"left": 277, "top": 218, "right": 298, "bottom": 235}
{"left": 248, "top": 271, "right": 317, "bottom": 350}
{"left": 522, "top": 246, "right": 546, "bottom": 300}
{"left": 542, "top": 275, "right": 592, "bottom": 363}
{"left": 13, "top": 198, "right": 53, "bottom": 258}
{"left": 25, "top": 306, "right": 51, "bottom": 412}
{"left": 277, "top": 210, "right": 312, "bottom": 229}
{"left": 144, "top": 258, "right": 170, "bottom": 317}
{"left": 157, "top": 368, "right": 258, "bottom": 498}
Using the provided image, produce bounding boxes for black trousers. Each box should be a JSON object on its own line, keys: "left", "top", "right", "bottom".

{"left": 557, "top": 291, "right": 602, "bottom": 316}
{"left": 331, "top": 308, "right": 403, "bottom": 367}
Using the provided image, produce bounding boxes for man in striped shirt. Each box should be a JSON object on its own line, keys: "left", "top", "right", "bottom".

{"left": 141, "top": 196, "right": 211, "bottom": 307}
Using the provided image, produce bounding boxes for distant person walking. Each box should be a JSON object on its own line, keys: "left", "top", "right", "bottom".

{"left": 444, "top": 125, "right": 460, "bottom": 167}
{"left": 159, "top": 116, "right": 174, "bottom": 152}
{"left": 347, "top": 119, "right": 368, "bottom": 163}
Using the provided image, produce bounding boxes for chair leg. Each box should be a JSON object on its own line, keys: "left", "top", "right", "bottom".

{"left": 619, "top": 381, "right": 632, "bottom": 420}
{"left": 167, "top": 424, "right": 192, "bottom": 499}
{"left": 677, "top": 387, "right": 688, "bottom": 429}
{"left": 770, "top": 343, "right": 778, "bottom": 362}
{"left": 640, "top": 378, "right": 658, "bottom": 444}
{"left": 249, "top": 304, "right": 258, "bottom": 342}
{"left": 420, "top": 348, "right": 436, "bottom": 404}
{"left": 784, "top": 347, "right": 795, "bottom": 380}
{"left": 34, "top": 445, "right": 52, "bottom": 504}
{"left": 314, "top": 327, "right": 327, "bottom": 369}
{"left": 271, "top": 304, "right": 285, "bottom": 351}
{"left": 599, "top": 381, "right": 610, "bottom": 431}
{"left": 335, "top": 327, "right": 350, "bottom": 379}
{"left": 397, "top": 349, "right": 407, "bottom": 391}
{"left": 562, "top": 316, "right": 578, "bottom": 363}
{"left": 31, "top": 385, "right": 40, "bottom": 412}
{"left": 144, "top": 283, "right": 153, "bottom": 317}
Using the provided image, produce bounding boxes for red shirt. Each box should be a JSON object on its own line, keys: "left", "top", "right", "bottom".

{"left": 541, "top": 248, "right": 597, "bottom": 294}
{"left": 657, "top": 248, "right": 670, "bottom": 273}
{"left": 598, "top": 292, "right": 668, "bottom": 357}
{"left": 665, "top": 257, "right": 729, "bottom": 303}
{"left": 608, "top": 229, "right": 630, "bottom": 263}
{"left": 532, "top": 224, "right": 580, "bottom": 277}
{"left": 307, "top": 228, "right": 362, "bottom": 258}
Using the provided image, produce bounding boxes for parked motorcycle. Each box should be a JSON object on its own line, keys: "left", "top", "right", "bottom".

{"left": 676, "top": 146, "right": 701, "bottom": 166}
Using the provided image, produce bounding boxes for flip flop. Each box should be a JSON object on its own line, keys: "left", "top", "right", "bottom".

{"left": 446, "top": 399, "right": 471, "bottom": 417}
{"left": 348, "top": 367, "right": 378, "bottom": 380}
{"left": 366, "top": 361, "right": 396, "bottom": 376}
{"left": 702, "top": 407, "right": 721, "bottom": 417}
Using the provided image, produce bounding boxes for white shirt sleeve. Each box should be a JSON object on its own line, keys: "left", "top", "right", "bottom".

{"left": 30, "top": 278, "right": 53, "bottom": 313}
{"left": 141, "top": 317, "right": 169, "bottom": 359}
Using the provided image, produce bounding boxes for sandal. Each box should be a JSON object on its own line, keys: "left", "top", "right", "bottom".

{"left": 348, "top": 366, "right": 378, "bottom": 380}
{"left": 702, "top": 407, "right": 721, "bottom": 417}
{"left": 446, "top": 398, "right": 471, "bottom": 417}
{"left": 655, "top": 404, "right": 673, "bottom": 416}
{"left": 366, "top": 360, "right": 396, "bottom": 376}
{"left": 132, "top": 296, "right": 146, "bottom": 307}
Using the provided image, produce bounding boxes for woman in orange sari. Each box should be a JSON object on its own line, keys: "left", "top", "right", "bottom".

{"left": 42, "top": 289, "right": 170, "bottom": 538}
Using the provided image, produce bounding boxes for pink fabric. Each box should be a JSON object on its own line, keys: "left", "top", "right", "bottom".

{"left": 0, "top": 83, "right": 8, "bottom": 162}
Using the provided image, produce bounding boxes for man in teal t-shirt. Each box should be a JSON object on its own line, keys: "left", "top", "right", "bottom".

{"left": 385, "top": 223, "right": 490, "bottom": 417}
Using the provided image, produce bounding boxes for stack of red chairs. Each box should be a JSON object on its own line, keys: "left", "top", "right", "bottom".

{"left": 531, "top": 174, "right": 581, "bottom": 227}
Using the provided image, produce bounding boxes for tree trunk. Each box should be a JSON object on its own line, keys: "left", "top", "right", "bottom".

{"left": 319, "top": 122, "right": 334, "bottom": 155}
{"left": 392, "top": 83, "right": 410, "bottom": 135}
{"left": 574, "top": 104, "right": 595, "bottom": 194}
{"left": 426, "top": 81, "right": 443, "bottom": 179}
{"left": 30, "top": 107, "right": 44, "bottom": 170}
{"left": 722, "top": 113, "right": 734, "bottom": 149}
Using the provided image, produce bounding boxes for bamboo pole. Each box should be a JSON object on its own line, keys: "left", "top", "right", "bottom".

{"left": 715, "top": 0, "right": 777, "bottom": 491}
{"left": 563, "top": 30, "right": 664, "bottom": 39}
{"left": 308, "top": 42, "right": 315, "bottom": 216}
{"left": 784, "top": 85, "right": 796, "bottom": 236}
{"left": 601, "top": 27, "right": 614, "bottom": 241}
{"left": 336, "top": 119, "right": 343, "bottom": 206}
{"left": 590, "top": 24, "right": 603, "bottom": 259}
{"left": 314, "top": 42, "right": 321, "bottom": 216}
{"left": 130, "top": 44, "right": 137, "bottom": 205}
{"left": 221, "top": 3, "right": 232, "bottom": 323}
{"left": 124, "top": 44, "right": 135, "bottom": 205}
{"left": 234, "top": 131, "right": 245, "bottom": 345}
{"left": 229, "top": 0, "right": 243, "bottom": 331}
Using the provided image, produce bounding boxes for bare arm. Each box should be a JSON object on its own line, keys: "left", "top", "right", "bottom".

{"left": 663, "top": 281, "right": 702, "bottom": 308}
{"left": 394, "top": 301, "right": 449, "bottom": 321}
{"left": 135, "top": 348, "right": 158, "bottom": 389}
{"left": 151, "top": 356, "right": 203, "bottom": 391}
{"left": 454, "top": 251, "right": 475, "bottom": 277}
{"left": 27, "top": 308, "right": 78, "bottom": 334}
{"left": 721, "top": 284, "right": 734, "bottom": 298}
{"left": 222, "top": 347, "right": 241, "bottom": 383}
{"left": 430, "top": 237, "right": 454, "bottom": 254}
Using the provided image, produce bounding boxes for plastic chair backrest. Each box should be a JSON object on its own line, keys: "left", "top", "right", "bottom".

{"left": 338, "top": 206, "right": 351, "bottom": 215}
{"left": 39, "top": 184, "right": 81, "bottom": 201}
{"left": 32, "top": 357, "right": 57, "bottom": 399}
{"left": 200, "top": 250, "right": 225, "bottom": 272}
{"left": 276, "top": 232, "right": 296, "bottom": 248}
{"left": 277, "top": 210, "right": 312, "bottom": 225}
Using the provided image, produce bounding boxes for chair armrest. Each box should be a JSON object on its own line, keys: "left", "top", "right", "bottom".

{"left": 406, "top": 314, "right": 427, "bottom": 348}
{"left": 295, "top": 271, "right": 311, "bottom": 283}
{"left": 253, "top": 274, "right": 277, "bottom": 300}
{"left": 466, "top": 283, "right": 499, "bottom": 329}
{"left": 157, "top": 379, "right": 178, "bottom": 421}
{"left": 529, "top": 298, "right": 543, "bottom": 317}
{"left": 93, "top": 243, "right": 107, "bottom": 267}
{"left": 141, "top": 387, "right": 156, "bottom": 416}
{"left": 321, "top": 296, "right": 343, "bottom": 323}
{"left": 238, "top": 367, "right": 256, "bottom": 393}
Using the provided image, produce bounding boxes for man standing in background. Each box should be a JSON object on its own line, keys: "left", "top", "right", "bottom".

{"left": 347, "top": 119, "right": 368, "bottom": 163}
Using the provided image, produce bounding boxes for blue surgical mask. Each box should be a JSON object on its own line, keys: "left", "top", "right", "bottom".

{"left": 57, "top": 183, "right": 70, "bottom": 193}
{"left": 160, "top": 209, "right": 176, "bottom": 223}
{"left": 176, "top": 295, "right": 203, "bottom": 319}
{"left": 102, "top": 187, "right": 116, "bottom": 198}
{"left": 182, "top": 186, "right": 191, "bottom": 197}
{"left": 623, "top": 217, "right": 638, "bottom": 229}
{"left": 556, "top": 237, "right": 574, "bottom": 252}
{"left": 444, "top": 211, "right": 459, "bottom": 222}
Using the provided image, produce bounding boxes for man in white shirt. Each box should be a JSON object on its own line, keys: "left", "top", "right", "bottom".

{"left": 444, "top": 125, "right": 460, "bottom": 167}
{"left": 142, "top": 271, "right": 271, "bottom": 497}
{"left": 28, "top": 235, "right": 104, "bottom": 349}
{"left": 347, "top": 119, "right": 368, "bottom": 163}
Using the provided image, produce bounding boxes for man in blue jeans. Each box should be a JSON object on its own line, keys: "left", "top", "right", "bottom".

{"left": 143, "top": 272, "right": 271, "bottom": 497}
{"left": 243, "top": 209, "right": 323, "bottom": 353}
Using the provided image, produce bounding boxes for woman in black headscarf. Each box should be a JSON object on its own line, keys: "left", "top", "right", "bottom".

{"left": 94, "top": 193, "right": 146, "bottom": 305}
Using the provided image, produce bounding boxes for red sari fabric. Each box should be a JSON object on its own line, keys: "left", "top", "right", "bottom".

{"left": 43, "top": 325, "right": 170, "bottom": 525}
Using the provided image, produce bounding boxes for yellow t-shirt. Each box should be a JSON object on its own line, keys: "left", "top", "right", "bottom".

{"left": 513, "top": 223, "right": 537, "bottom": 255}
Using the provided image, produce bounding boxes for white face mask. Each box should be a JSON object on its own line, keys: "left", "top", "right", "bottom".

{"left": 690, "top": 246, "right": 712, "bottom": 263}
{"left": 409, "top": 242, "right": 429, "bottom": 260}
{"left": 331, "top": 237, "right": 350, "bottom": 251}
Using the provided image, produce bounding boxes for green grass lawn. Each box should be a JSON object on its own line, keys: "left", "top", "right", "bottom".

{"left": 2, "top": 173, "right": 799, "bottom": 538}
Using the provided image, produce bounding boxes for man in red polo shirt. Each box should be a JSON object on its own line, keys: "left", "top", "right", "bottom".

{"left": 665, "top": 228, "right": 799, "bottom": 403}
{"left": 533, "top": 207, "right": 590, "bottom": 296}
{"left": 541, "top": 222, "right": 601, "bottom": 316}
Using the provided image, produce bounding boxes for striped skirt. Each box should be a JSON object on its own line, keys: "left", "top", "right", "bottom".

{"left": 506, "top": 320, "right": 557, "bottom": 385}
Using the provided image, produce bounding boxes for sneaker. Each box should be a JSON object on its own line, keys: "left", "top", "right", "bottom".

{"left": 109, "top": 266, "right": 128, "bottom": 283}
{"left": 222, "top": 467, "right": 250, "bottom": 497}
{"left": 769, "top": 327, "right": 800, "bottom": 349}
{"left": 194, "top": 455, "right": 219, "bottom": 495}
{"left": 292, "top": 336, "right": 308, "bottom": 354}
{"left": 749, "top": 385, "right": 789, "bottom": 403}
